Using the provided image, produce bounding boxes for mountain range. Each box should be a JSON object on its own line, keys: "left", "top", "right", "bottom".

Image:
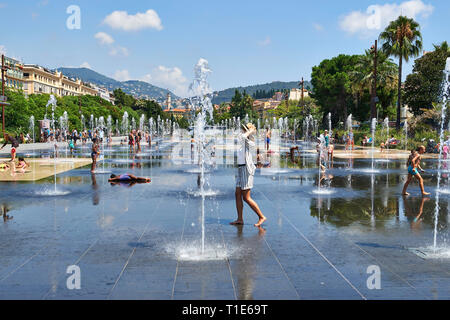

{"left": 56, "top": 67, "right": 311, "bottom": 105}
{"left": 56, "top": 67, "right": 179, "bottom": 101}
{"left": 212, "top": 80, "right": 312, "bottom": 105}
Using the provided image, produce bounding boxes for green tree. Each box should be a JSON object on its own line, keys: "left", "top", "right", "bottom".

{"left": 404, "top": 41, "right": 450, "bottom": 115}
{"left": 379, "top": 16, "right": 423, "bottom": 129}
{"left": 229, "top": 90, "right": 254, "bottom": 120}
{"left": 311, "top": 54, "right": 359, "bottom": 126}
{"left": 113, "top": 88, "right": 134, "bottom": 108}
{"left": 351, "top": 49, "right": 398, "bottom": 119}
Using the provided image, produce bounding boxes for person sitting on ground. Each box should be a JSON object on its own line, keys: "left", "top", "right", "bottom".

{"left": 386, "top": 135, "right": 397, "bottom": 147}
{"left": 108, "top": 174, "right": 151, "bottom": 184}
{"left": 16, "top": 157, "right": 29, "bottom": 173}
{"left": 362, "top": 135, "right": 368, "bottom": 147}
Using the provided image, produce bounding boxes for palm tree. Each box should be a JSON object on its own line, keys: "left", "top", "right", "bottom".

{"left": 351, "top": 50, "right": 398, "bottom": 119}
{"left": 433, "top": 41, "right": 449, "bottom": 53}
{"left": 379, "top": 16, "right": 423, "bottom": 129}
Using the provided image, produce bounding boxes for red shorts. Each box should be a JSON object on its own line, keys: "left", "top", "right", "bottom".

{"left": 11, "top": 147, "right": 16, "bottom": 155}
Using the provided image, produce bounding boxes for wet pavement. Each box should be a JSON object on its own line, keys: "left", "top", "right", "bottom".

{"left": 0, "top": 137, "right": 449, "bottom": 300}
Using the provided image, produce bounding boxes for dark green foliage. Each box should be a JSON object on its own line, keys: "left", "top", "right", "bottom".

{"left": 404, "top": 42, "right": 450, "bottom": 115}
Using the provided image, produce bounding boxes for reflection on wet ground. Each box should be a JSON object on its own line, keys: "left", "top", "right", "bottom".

{"left": 0, "top": 139, "right": 449, "bottom": 300}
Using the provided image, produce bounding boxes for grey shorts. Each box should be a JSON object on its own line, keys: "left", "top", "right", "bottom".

{"left": 236, "top": 166, "right": 254, "bottom": 190}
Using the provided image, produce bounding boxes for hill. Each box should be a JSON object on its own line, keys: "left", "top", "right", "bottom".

{"left": 56, "top": 67, "right": 179, "bottom": 101}
{"left": 212, "top": 80, "right": 312, "bottom": 104}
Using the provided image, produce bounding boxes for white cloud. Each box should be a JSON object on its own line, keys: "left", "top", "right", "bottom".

{"left": 258, "top": 36, "right": 271, "bottom": 47}
{"left": 313, "top": 23, "right": 324, "bottom": 31}
{"left": 80, "top": 62, "right": 91, "bottom": 69}
{"left": 339, "top": 0, "right": 434, "bottom": 37}
{"left": 103, "top": 9, "right": 163, "bottom": 32}
{"left": 114, "top": 70, "right": 131, "bottom": 82}
{"left": 109, "top": 46, "right": 129, "bottom": 57}
{"left": 94, "top": 32, "right": 128, "bottom": 57}
{"left": 94, "top": 32, "right": 115, "bottom": 45}
{"left": 0, "top": 45, "right": 6, "bottom": 55}
{"left": 141, "top": 66, "right": 188, "bottom": 97}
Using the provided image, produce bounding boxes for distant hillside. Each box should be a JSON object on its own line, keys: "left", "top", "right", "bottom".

{"left": 56, "top": 67, "right": 179, "bottom": 101}
{"left": 212, "top": 81, "right": 312, "bottom": 104}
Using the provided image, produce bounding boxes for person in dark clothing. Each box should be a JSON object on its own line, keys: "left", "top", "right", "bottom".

{"left": 1, "top": 134, "right": 20, "bottom": 162}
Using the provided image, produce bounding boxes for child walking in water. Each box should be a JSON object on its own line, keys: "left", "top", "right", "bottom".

{"left": 231, "top": 123, "right": 267, "bottom": 227}
{"left": 402, "top": 146, "right": 430, "bottom": 196}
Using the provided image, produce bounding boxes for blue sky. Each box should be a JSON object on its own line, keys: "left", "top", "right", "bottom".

{"left": 0, "top": 0, "right": 448, "bottom": 97}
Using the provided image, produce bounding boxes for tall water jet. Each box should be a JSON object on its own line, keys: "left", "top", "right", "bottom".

{"left": 107, "top": 115, "right": 112, "bottom": 136}
{"left": 122, "top": 112, "right": 129, "bottom": 135}
{"left": 383, "top": 117, "right": 390, "bottom": 153}
{"left": 29, "top": 116, "right": 35, "bottom": 143}
{"left": 139, "top": 114, "right": 145, "bottom": 132}
{"left": 189, "top": 58, "right": 214, "bottom": 255}
{"left": 45, "top": 95, "right": 57, "bottom": 143}
{"left": 328, "top": 112, "right": 332, "bottom": 139}
{"left": 404, "top": 119, "right": 408, "bottom": 151}
{"left": 81, "top": 114, "right": 85, "bottom": 131}
{"left": 347, "top": 114, "right": 353, "bottom": 151}
{"left": 45, "top": 94, "right": 57, "bottom": 121}
{"left": 371, "top": 118, "right": 377, "bottom": 172}
{"left": 45, "top": 95, "right": 58, "bottom": 192}
{"left": 90, "top": 114, "right": 94, "bottom": 133}
{"left": 433, "top": 58, "right": 450, "bottom": 251}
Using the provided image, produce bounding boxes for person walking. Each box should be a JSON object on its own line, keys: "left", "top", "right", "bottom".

{"left": 1, "top": 134, "right": 20, "bottom": 162}
{"left": 402, "top": 146, "right": 430, "bottom": 196}
{"left": 231, "top": 123, "right": 267, "bottom": 227}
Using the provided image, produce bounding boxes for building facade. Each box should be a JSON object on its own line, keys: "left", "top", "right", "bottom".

{"left": 23, "top": 65, "right": 97, "bottom": 97}
{"left": 1, "top": 55, "right": 24, "bottom": 90}
{"left": 164, "top": 108, "right": 190, "bottom": 119}
{"left": 253, "top": 99, "right": 282, "bottom": 119}
{"left": 288, "top": 88, "right": 309, "bottom": 101}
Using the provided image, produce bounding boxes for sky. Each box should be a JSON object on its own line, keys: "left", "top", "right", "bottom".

{"left": 0, "top": 0, "right": 449, "bottom": 97}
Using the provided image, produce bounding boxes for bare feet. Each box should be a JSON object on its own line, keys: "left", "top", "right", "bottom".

{"left": 230, "top": 220, "right": 244, "bottom": 225}
{"left": 254, "top": 216, "right": 267, "bottom": 227}
{"left": 402, "top": 192, "right": 410, "bottom": 196}
{"left": 422, "top": 192, "right": 431, "bottom": 197}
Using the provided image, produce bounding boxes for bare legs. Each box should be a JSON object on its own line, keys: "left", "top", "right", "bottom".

{"left": 231, "top": 188, "right": 244, "bottom": 225}
{"left": 402, "top": 173, "right": 430, "bottom": 196}
{"left": 231, "top": 188, "right": 267, "bottom": 227}
{"left": 402, "top": 174, "right": 413, "bottom": 196}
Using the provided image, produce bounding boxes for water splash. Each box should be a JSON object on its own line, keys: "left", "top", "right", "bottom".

{"left": 433, "top": 57, "right": 450, "bottom": 250}
{"left": 189, "top": 58, "right": 214, "bottom": 255}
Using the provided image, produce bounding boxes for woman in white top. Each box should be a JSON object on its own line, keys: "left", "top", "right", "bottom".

{"left": 231, "top": 123, "right": 267, "bottom": 227}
